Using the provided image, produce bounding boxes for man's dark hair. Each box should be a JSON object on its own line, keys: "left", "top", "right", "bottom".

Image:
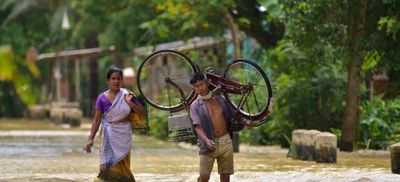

{"left": 190, "top": 72, "right": 206, "bottom": 85}
{"left": 106, "top": 66, "right": 123, "bottom": 80}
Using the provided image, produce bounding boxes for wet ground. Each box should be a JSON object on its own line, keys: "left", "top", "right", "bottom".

{"left": 0, "top": 120, "right": 399, "bottom": 182}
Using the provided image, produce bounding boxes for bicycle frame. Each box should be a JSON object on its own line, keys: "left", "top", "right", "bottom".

{"left": 165, "top": 70, "right": 269, "bottom": 126}
{"left": 138, "top": 50, "right": 273, "bottom": 129}
{"left": 205, "top": 72, "right": 253, "bottom": 123}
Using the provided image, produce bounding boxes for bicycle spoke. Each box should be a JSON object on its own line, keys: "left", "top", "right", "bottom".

{"left": 137, "top": 50, "right": 197, "bottom": 111}
{"left": 251, "top": 89, "right": 261, "bottom": 114}
{"left": 167, "top": 84, "right": 171, "bottom": 109}
{"left": 251, "top": 83, "right": 267, "bottom": 87}
{"left": 166, "top": 56, "right": 171, "bottom": 81}
{"left": 223, "top": 59, "right": 272, "bottom": 121}
{"left": 245, "top": 98, "right": 251, "bottom": 116}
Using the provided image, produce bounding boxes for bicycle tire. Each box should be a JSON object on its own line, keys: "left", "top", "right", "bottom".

{"left": 223, "top": 59, "right": 272, "bottom": 121}
{"left": 137, "top": 50, "right": 198, "bottom": 112}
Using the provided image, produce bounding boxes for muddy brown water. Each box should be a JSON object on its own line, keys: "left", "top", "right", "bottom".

{"left": 0, "top": 130, "right": 398, "bottom": 182}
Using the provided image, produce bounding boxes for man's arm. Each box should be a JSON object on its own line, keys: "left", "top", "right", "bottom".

{"left": 190, "top": 103, "right": 216, "bottom": 151}
{"left": 194, "top": 125, "right": 216, "bottom": 151}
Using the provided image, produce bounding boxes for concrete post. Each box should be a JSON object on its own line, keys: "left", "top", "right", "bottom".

{"left": 302, "top": 130, "right": 320, "bottom": 161}
{"left": 65, "top": 108, "right": 82, "bottom": 127}
{"left": 390, "top": 143, "right": 400, "bottom": 174}
{"left": 291, "top": 129, "right": 307, "bottom": 160}
{"left": 315, "top": 132, "right": 337, "bottom": 163}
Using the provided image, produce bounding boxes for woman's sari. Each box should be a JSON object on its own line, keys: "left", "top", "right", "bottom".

{"left": 96, "top": 88, "right": 135, "bottom": 182}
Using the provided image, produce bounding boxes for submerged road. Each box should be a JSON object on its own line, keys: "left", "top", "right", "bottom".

{"left": 0, "top": 130, "right": 398, "bottom": 182}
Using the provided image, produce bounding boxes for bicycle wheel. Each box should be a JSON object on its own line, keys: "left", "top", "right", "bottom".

{"left": 223, "top": 59, "right": 272, "bottom": 120}
{"left": 137, "top": 50, "right": 198, "bottom": 112}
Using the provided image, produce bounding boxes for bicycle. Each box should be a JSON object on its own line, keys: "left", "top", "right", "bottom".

{"left": 136, "top": 50, "right": 273, "bottom": 133}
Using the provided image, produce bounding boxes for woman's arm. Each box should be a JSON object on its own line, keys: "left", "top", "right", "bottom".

{"left": 84, "top": 109, "right": 103, "bottom": 153}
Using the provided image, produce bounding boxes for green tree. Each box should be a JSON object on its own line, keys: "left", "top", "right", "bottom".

{"left": 0, "top": 45, "right": 40, "bottom": 117}
{"left": 0, "top": 0, "right": 57, "bottom": 116}
{"left": 141, "top": 0, "right": 284, "bottom": 54}
{"left": 281, "top": 0, "right": 400, "bottom": 151}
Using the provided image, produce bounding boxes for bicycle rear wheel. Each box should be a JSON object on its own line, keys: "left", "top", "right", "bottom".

{"left": 223, "top": 59, "right": 272, "bottom": 121}
{"left": 137, "top": 50, "right": 198, "bottom": 112}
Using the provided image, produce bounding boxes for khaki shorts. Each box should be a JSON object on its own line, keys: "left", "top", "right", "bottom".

{"left": 199, "top": 133, "right": 234, "bottom": 174}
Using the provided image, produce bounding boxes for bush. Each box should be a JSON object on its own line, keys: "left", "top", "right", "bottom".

{"left": 358, "top": 97, "right": 400, "bottom": 149}
{"left": 240, "top": 42, "right": 347, "bottom": 147}
{"left": 148, "top": 108, "right": 169, "bottom": 140}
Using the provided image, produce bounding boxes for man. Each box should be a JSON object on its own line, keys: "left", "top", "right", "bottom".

{"left": 189, "top": 72, "right": 245, "bottom": 182}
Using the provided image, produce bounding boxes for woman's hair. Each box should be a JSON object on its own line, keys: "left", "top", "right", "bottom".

{"left": 190, "top": 72, "right": 207, "bottom": 85}
{"left": 106, "top": 67, "right": 123, "bottom": 80}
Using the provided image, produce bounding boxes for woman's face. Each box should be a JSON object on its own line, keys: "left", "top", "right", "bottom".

{"left": 107, "top": 72, "right": 122, "bottom": 91}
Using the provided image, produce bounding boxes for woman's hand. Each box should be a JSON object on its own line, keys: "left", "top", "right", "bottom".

{"left": 124, "top": 92, "right": 134, "bottom": 103}
{"left": 84, "top": 139, "right": 94, "bottom": 153}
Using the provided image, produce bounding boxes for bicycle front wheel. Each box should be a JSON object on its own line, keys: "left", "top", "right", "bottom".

{"left": 137, "top": 50, "right": 198, "bottom": 112}
{"left": 223, "top": 59, "right": 272, "bottom": 120}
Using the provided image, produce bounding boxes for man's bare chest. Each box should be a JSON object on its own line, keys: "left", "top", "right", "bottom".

{"left": 205, "top": 99, "right": 223, "bottom": 117}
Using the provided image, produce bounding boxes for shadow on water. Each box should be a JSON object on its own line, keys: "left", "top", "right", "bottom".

{"left": 0, "top": 130, "right": 399, "bottom": 182}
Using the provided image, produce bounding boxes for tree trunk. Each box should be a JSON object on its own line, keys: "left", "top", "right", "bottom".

{"left": 85, "top": 32, "right": 99, "bottom": 115}
{"left": 223, "top": 8, "right": 242, "bottom": 58}
{"left": 340, "top": 59, "right": 362, "bottom": 151}
{"left": 2, "top": 82, "right": 24, "bottom": 117}
{"left": 113, "top": 50, "right": 124, "bottom": 68}
{"left": 339, "top": 0, "right": 367, "bottom": 152}
{"left": 68, "top": 58, "right": 75, "bottom": 102}
{"left": 47, "top": 61, "right": 54, "bottom": 102}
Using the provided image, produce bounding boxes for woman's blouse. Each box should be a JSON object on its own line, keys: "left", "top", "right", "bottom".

{"left": 95, "top": 92, "right": 141, "bottom": 112}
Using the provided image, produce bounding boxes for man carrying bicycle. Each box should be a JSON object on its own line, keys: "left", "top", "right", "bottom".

{"left": 189, "top": 72, "right": 247, "bottom": 182}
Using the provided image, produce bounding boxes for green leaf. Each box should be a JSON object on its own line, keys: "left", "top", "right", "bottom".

{"left": 238, "top": 17, "right": 251, "bottom": 27}
{"left": 362, "top": 51, "right": 381, "bottom": 71}
{"left": 267, "top": 4, "right": 281, "bottom": 17}
{"left": 0, "top": 45, "right": 16, "bottom": 81}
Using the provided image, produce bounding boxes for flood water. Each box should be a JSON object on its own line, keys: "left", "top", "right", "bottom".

{"left": 0, "top": 130, "right": 399, "bottom": 182}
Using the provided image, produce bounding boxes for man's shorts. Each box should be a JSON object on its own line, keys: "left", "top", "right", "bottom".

{"left": 199, "top": 133, "right": 234, "bottom": 174}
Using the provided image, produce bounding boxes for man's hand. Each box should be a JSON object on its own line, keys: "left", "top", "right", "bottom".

{"left": 243, "top": 119, "right": 253, "bottom": 130}
{"left": 205, "top": 139, "right": 216, "bottom": 151}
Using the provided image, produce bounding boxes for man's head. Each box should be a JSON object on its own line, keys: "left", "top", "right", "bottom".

{"left": 190, "top": 72, "right": 209, "bottom": 96}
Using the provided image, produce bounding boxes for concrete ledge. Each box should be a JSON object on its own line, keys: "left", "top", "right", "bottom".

{"left": 291, "top": 129, "right": 308, "bottom": 160}
{"left": 27, "top": 105, "right": 49, "bottom": 119}
{"left": 291, "top": 129, "right": 337, "bottom": 163}
{"left": 390, "top": 143, "right": 400, "bottom": 174}
{"left": 49, "top": 106, "right": 82, "bottom": 127}
{"left": 315, "top": 132, "right": 337, "bottom": 163}
{"left": 302, "top": 130, "right": 321, "bottom": 161}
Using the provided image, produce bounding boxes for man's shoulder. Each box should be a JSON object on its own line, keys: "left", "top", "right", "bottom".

{"left": 190, "top": 98, "right": 201, "bottom": 107}
{"left": 214, "top": 94, "right": 226, "bottom": 101}
{"left": 214, "top": 93, "right": 224, "bottom": 98}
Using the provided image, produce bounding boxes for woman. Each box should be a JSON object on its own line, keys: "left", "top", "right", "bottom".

{"left": 84, "top": 67, "right": 145, "bottom": 182}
